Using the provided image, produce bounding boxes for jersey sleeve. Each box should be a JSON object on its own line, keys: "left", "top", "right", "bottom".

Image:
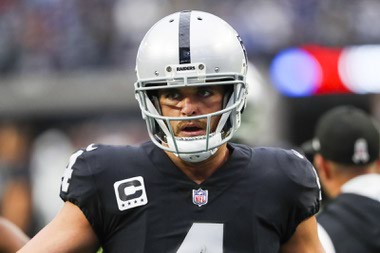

{"left": 279, "top": 149, "right": 321, "bottom": 240}
{"left": 59, "top": 145, "right": 104, "bottom": 236}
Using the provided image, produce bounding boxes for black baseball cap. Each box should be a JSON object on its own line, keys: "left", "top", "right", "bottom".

{"left": 303, "top": 106, "right": 380, "bottom": 166}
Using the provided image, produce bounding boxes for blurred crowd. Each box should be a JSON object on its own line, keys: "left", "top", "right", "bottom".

{"left": 1, "top": 0, "right": 380, "bottom": 75}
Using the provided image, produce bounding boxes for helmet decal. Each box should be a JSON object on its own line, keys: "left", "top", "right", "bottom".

{"left": 179, "top": 10, "right": 191, "bottom": 64}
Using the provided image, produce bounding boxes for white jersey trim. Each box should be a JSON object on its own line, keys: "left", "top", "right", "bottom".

{"left": 317, "top": 223, "right": 336, "bottom": 253}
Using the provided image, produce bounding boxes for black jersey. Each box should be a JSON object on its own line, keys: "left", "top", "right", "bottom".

{"left": 60, "top": 141, "right": 320, "bottom": 253}
{"left": 318, "top": 193, "right": 380, "bottom": 253}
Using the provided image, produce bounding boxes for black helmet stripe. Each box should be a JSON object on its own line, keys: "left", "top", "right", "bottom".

{"left": 178, "top": 10, "right": 191, "bottom": 64}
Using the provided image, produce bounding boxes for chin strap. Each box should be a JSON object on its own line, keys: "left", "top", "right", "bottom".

{"left": 179, "top": 149, "right": 217, "bottom": 163}
{"left": 167, "top": 133, "right": 222, "bottom": 163}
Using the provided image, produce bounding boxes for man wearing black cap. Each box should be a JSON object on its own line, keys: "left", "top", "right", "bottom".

{"left": 306, "top": 106, "right": 380, "bottom": 253}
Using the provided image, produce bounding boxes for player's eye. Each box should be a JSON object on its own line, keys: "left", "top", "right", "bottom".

{"left": 198, "top": 88, "right": 212, "bottom": 97}
{"left": 160, "top": 89, "right": 182, "bottom": 100}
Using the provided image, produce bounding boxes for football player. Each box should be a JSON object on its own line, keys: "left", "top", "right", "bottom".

{"left": 18, "top": 10, "right": 324, "bottom": 252}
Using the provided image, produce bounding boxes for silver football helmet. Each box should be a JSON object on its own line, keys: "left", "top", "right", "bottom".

{"left": 135, "top": 10, "right": 248, "bottom": 163}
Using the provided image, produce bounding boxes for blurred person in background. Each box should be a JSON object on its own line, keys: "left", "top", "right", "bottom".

{"left": 0, "top": 217, "right": 29, "bottom": 253}
{"left": 18, "top": 10, "right": 323, "bottom": 252}
{"left": 28, "top": 128, "right": 74, "bottom": 233}
{"left": 0, "top": 122, "right": 33, "bottom": 235}
{"left": 303, "top": 106, "right": 380, "bottom": 253}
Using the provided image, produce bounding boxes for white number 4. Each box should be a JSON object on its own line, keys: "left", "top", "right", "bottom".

{"left": 61, "top": 144, "right": 97, "bottom": 193}
{"left": 177, "top": 223, "right": 224, "bottom": 253}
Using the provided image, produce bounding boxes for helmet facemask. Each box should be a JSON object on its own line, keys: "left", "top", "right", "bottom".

{"left": 135, "top": 73, "right": 247, "bottom": 163}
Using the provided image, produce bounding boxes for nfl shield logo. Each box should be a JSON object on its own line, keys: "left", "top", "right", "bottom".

{"left": 192, "top": 188, "right": 208, "bottom": 207}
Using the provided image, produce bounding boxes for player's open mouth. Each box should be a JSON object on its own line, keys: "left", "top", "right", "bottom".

{"left": 180, "top": 126, "right": 206, "bottom": 137}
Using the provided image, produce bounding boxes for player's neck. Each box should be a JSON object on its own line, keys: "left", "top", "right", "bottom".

{"left": 166, "top": 144, "right": 230, "bottom": 184}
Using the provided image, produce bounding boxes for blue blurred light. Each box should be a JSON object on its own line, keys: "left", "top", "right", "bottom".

{"left": 270, "top": 48, "right": 321, "bottom": 97}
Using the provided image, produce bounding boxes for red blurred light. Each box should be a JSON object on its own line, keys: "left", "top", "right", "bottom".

{"left": 302, "top": 45, "right": 351, "bottom": 95}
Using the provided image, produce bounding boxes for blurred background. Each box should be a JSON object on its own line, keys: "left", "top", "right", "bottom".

{"left": 1, "top": 0, "right": 380, "bottom": 237}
